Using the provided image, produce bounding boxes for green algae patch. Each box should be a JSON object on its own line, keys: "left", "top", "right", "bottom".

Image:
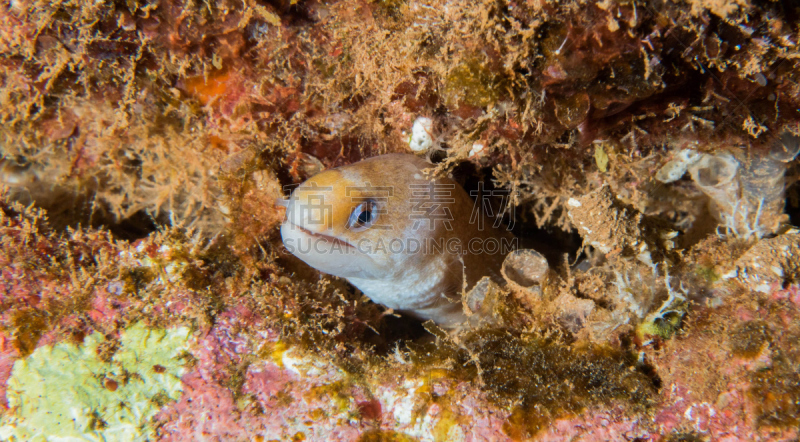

{"left": 593, "top": 143, "right": 610, "bottom": 173}
{"left": 0, "top": 322, "right": 193, "bottom": 442}
{"left": 637, "top": 310, "right": 685, "bottom": 340}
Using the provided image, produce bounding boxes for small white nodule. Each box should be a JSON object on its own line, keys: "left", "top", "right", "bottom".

{"left": 567, "top": 198, "right": 582, "bottom": 207}
{"left": 469, "top": 143, "right": 485, "bottom": 157}
{"left": 408, "top": 117, "right": 434, "bottom": 152}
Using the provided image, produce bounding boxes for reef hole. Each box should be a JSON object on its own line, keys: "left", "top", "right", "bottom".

{"left": 786, "top": 178, "right": 800, "bottom": 228}
{"left": 451, "top": 161, "right": 583, "bottom": 266}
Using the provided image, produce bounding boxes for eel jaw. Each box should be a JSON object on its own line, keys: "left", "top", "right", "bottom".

{"left": 291, "top": 223, "right": 357, "bottom": 250}
{"left": 280, "top": 222, "right": 380, "bottom": 279}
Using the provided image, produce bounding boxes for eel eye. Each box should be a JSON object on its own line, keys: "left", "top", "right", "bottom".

{"left": 347, "top": 200, "right": 378, "bottom": 231}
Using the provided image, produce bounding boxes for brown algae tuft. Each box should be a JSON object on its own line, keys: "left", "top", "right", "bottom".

{"left": 357, "top": 429, "right": 418, "bottom": 442}
{"left": 443, "top": 57, "right": 506, "bottom": 110}
{"left": 9, "top": 308, "right": 48, "bottom": 358}
{"left": 749, "top": 348, "right": 800, "bottom": 428}
{"left": 729, "top": 320, "right": 771, "bottom": 358}
{"left": 407, "top": 327, "right": 658, "bottom": 438}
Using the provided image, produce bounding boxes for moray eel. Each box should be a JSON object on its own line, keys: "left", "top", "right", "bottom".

{"left": 280, "top": 154, "right": 513, "bottom": 328}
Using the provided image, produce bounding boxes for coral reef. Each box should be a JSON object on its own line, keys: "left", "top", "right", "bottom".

{"left": 1, "top": 0, "right": 800, "bottom": 440}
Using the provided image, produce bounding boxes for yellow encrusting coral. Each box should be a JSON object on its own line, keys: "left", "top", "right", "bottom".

{"left": 0, "top": 323, "right": 192, "bottom": 442}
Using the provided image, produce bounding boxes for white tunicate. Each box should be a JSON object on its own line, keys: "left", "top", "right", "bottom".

{"left": 688, "top": 152, "right": 739, "bottom": 189}
{"left": 770, "top": 130, "right": 800, "bottom": 163}
{"left": 463, "top": 276, "right": 503, "bottom": 327}
{"left": 740, "top": 149, "right": 787, "bottom": 234}
{"left": 408, "top": 116, "right": 434, "bottom": 152}
{"left": 655, "top": 159, "right": 690, "bottom": 183}
{"left": 688, "top": 153, "right": 741, "bottom": 228}
{"left": 501, "top": 249, "right": 549, "bottom": 292}
{"left": 685, "top": 147, "right": 790, "bottom": 240}
{"left": 677, "top": 149, "right": 702, "bottom": 164}
{"left": 655, "top": 149, "right": 701, "bottom": 183}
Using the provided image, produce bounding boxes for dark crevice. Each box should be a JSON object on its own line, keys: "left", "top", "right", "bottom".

{"left": 362, "top": 313, "right": 429, "bottom": 356}
{"left": 103, "top": 209, "right": 160, "bottom": 241}
{"left": 453, "top": 161, "right": 583, "bottom": 266}
{"left": 787, "top": 178, "right": 800, "bottom": 228}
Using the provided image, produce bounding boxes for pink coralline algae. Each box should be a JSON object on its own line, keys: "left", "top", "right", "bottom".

{"left": 0, "top": 334, "right": 18, "bottom": 411}
{"left": 155, "top": 369, "right": 255, "bottom": 441}
{"left": 154, "top": 309, "right": 368, "bottom": 441}
{"left": 534, "top": 407, "right": 644, "bottom": 442}
{"left": 651, "top": 384, "right": 798, "bottom": 441}
{"left": 154, "top": 309, "right": 263, "bottom": 440}
{"left": 3, "top": 276, "right": 800, "bottom": 441}
{"left": 770, "top": 284, "right": 800, "bottom": 308}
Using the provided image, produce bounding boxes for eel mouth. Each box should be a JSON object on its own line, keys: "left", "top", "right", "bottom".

{"left": 287, "top": 223, "right": 357, "bottom": 251}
